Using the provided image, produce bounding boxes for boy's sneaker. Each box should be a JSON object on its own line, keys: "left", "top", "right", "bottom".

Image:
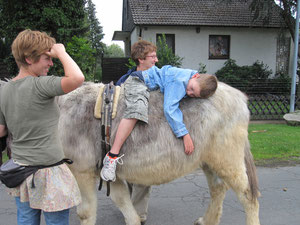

{"left": 100, "top": 153, "right": 124, "bottom": 182}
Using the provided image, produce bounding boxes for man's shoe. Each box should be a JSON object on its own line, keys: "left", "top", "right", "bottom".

{"left": 100, "top": 153, "right": 124, "bottom": 182}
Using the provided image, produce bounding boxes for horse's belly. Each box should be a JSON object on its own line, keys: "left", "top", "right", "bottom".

{"left": 117, "top": 158, "right": 200, "bottom": 186}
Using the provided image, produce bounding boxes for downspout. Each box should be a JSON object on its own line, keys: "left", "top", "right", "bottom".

{"left": 139, "top": 25, "right": 143, "bottom": 40}
{"left": 290, "top": 1, "right": 300, "bottom": 112}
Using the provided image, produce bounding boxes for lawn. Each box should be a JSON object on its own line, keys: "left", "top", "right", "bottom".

{"left": 2, "top": 123, "right": 300, "bottom": 165}
{"left": 248, "top": 123, "right": 300, "bottom": 165}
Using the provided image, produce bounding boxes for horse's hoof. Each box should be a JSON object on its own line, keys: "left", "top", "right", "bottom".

{"left": 141, "top": 221, "right": 146, "bottom": 225}
{"left": 194, "top": 217, "right": 204, "bottom": 225}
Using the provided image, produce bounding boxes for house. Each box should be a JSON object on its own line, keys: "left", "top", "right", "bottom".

{"left": 113, "top": 0, "right": 293, "bottom": 76}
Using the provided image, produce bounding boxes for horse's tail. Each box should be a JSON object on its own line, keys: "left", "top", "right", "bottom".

{"left": 244, "top": 140, "right": 260, "bottom": 200}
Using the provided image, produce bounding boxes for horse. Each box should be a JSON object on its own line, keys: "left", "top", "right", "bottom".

{"left": 57, "top": 81, "right": 260, "bottom": 225}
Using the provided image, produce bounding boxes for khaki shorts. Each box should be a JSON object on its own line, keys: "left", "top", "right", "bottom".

{"left": 123, "top": 76, "right": 149, "bottom": 123}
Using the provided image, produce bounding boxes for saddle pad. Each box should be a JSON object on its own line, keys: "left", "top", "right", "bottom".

{"left": 94, "top": 84, "right": 121, "bottom": 119}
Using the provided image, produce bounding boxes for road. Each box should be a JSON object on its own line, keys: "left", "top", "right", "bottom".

{"left": 1, "top": 165, "right": 300, "bottom": 225}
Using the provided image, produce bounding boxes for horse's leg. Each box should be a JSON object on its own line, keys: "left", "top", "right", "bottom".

{"left": 72, "top": 169, "right": 98, "bottom": 225}
{"left": 110, "top": 179, "right": 141, "bottom": 225}
{"left": 219, "top": 142, "right": 260, "bottom": 225}
{"left": 194, "top": 165, "right": 228, "bottom": 225}
{"left": 128, "top": 183, "right": 151, "bottom": 223}
{"left": 202, "top": 149, "right": 260, "bottom": 225}
{"left": 235, "top": 188, "right": 260, "bottom": 225}
{"left": 222, "top": 167, "right": 260, "bottom": 225}
{"left": 226, "top": 165, "right": 260, "bottom": 225}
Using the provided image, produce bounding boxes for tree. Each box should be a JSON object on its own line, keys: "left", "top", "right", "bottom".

{"left": 65, "top": 36, "right": 96, "bottom": 81}
{"left": 85, "top": 0, "right": 106, "bottom": 81}
{"left": 221, "top": 0, "right": 296, "bottom": 42}
{"left": 0, "top": 0, "right": 87, "bottom": 44}
{"left": 0, "top": 0, "right": 88, "bottom": 75}
{"left": 86, "top": 0, "right": 105, "bottom": 58}
{"left": 250, "top": 0, "right": 296, "bottom": 41}
{"left": 104, "top": 44, "right": 125, "bottom": 57}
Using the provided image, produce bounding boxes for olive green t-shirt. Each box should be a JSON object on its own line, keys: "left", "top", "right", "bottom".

{"left": 0, "top": 76, "right": 65, "bottom": 166}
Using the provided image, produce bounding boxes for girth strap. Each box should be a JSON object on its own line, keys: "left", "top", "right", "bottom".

{"left": 98, "top": 82, "right": 115, "bottom": 196}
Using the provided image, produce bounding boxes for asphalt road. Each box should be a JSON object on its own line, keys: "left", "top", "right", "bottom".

{"left": 1, "top": 165, "right": 300, "bottom": 225}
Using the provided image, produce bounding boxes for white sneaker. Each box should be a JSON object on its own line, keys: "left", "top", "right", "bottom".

{"left": 100, "top": 153, "right": 124, "bottom": 182}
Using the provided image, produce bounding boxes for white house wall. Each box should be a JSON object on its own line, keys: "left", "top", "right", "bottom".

{"left": 131, "top": 26, "right": 291, "bottom": 76}
{"left": 130, "top": 28, "right": 140, "bottom": 45}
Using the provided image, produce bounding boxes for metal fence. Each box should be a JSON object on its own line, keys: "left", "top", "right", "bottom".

{"left": 223, "top": 80, "right": 299, "bottom": 120}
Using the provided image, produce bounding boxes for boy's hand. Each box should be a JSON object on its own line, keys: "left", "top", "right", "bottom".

{"left": 183, "top": 134, "right": 194, "bottom": 155}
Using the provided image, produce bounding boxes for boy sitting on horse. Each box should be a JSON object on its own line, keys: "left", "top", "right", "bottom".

{"left": 101, "top": 40, "right": 218, "bottom": 182}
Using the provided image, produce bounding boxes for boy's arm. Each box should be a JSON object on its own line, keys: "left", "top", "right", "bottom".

{"left": 163, "top": 82, "right": 194, "bottom": 154}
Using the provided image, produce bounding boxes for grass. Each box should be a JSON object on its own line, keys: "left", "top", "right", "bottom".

{"left": 2, "top": 152, "right": 8, "bottom": 162}
{"left": 249, "top": 123, "right": 300, "bottom": 164}
{"left": 2, "top": 123, "right": 299, "bottom": 166}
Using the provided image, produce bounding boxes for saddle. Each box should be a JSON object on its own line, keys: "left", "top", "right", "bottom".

{"left": 94, "top": 82, "right": 121, "bottom": 196}
{"left": 94, "top": 82, "right": 121, "bottom": 120}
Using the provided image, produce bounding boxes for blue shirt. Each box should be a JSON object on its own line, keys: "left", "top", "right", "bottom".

{"left": 141, "top": 65, "right": 197, "bottom": 138}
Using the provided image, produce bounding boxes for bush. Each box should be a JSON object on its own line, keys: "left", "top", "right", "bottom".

{"left": 156, "top": 34, "right": 183, "bottom": 68}
{"left": 216, "top": 59, "right": 290, "bottom": 94}
{"left": 125, "top": 58, "right": 136, "bottom": 70}
{"left": 216, "top": 59, "right": 272, "bottom": 82}
{"left": 198, "top": 62, "right": 207, "bottom": 73}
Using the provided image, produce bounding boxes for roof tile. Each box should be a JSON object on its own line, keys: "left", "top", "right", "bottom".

{"left": 128, "top": 0, "right": 285, "bottom": 27}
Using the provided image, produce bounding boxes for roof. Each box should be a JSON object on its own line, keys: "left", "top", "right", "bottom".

{"left": 128, "top": 0, "right": 285, "bottom": 28}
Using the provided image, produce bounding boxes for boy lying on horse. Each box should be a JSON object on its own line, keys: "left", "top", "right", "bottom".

{"left": 101, "top": 40, "right": 218, "bottom": 182}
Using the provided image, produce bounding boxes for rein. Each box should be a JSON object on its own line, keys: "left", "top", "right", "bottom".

{"left": 97, "top": 82, "right": 115, "bottom": 196}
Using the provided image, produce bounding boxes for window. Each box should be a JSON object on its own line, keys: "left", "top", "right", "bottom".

{"left": 209, "top": 35, "right": 230, "bottom": 59}
{"left": 156, "top": 34, "right": 175, "bottom": 54}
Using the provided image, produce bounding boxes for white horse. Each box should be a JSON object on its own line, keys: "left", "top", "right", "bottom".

{"left": 57, "top": 81, "right": 260, "bottom": 225}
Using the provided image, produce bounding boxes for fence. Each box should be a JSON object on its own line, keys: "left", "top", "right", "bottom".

{"left": 225, "top": 80, "right": 299, "bottom": 120}
{"left": 101, "top": 57, "right": 129, "bottom": 83}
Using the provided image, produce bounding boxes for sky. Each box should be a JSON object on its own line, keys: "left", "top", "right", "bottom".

{"left": 94, "top": 0, "right": 124, "bottom": 49}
